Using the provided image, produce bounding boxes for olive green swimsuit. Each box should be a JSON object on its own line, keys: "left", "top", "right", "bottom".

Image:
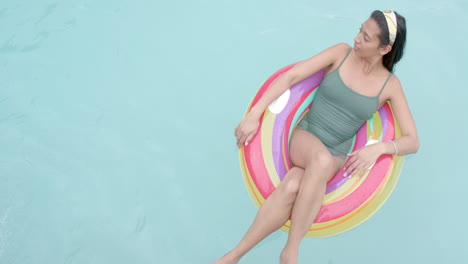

{"left": 297, "top": 48, "right": 392, "bottom": 156}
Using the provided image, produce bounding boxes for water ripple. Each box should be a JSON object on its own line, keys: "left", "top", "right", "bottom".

{"left": 35, "top": 3, "right": 59, "bottom": 25}
{"left": 134, "top": 214, "right": 147, "bottom": 234}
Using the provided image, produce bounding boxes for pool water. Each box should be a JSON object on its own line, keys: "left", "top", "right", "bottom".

{"left": 0, "top": 0, "right": 467, "bottom": 263}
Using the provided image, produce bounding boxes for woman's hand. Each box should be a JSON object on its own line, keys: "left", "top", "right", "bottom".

{"left": 343, "top": 142, "right": 385, "bottom": 179}
{"left": 235, "top": 113, "right": 260, "bottom": 148}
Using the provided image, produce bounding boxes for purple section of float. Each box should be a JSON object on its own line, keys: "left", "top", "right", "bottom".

{"left": 379, "top": 106, "right": 388, "bottom": 139}
{"left": 271, "top": 72, "right": 324, "bottom": 181}
{"left": 325, "top": 177, "right": 349, "bottom": 194}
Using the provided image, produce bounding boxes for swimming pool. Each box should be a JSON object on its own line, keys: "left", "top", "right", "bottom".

{"left": 0, "top": 0, "right": 466, "bottom": 263}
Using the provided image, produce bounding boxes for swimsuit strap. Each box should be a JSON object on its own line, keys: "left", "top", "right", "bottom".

{"left": 378, "top": 73, "right": 393, "bottom": 96}
{"left": 337, "top": 48, "right": 352, "bottom": 69}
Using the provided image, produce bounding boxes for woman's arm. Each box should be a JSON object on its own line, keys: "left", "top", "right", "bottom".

{"left": 379, "top": 77, "right": 420, "bottom": 155}
{"left": 235, "top": 43, "right": 350, "bottom": 148}
{"left": 248, "top": 43, "right": 350, "bottom": 119}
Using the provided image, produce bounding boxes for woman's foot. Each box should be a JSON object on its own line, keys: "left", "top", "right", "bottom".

{"left": 280, "top": 247, "right": 298, "bottom": 264}
{"left": 212, "top": 251, "right": 241, "bottom": 264}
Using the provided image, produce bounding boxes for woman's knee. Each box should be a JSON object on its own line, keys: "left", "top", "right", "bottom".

{"left": 306, "top": 151, "right": 337, "bottom": 181}
{"left": 279, "top": 168, "right": 304, "bottom": 202}
{"left": 312, "top": 151, "right": 335, "bottom": 169}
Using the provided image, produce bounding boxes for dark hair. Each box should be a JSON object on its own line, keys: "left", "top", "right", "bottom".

{"left": 370, "top": 10, "right": 406, "bottom": 72}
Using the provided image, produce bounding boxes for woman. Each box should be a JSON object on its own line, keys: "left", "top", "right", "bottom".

{"left": 214, "top": 10, "right": 419, "bottom": 264}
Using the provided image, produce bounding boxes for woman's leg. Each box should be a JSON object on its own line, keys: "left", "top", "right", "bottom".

{"left": 280, "top": 128, "right": 343, "bottom": 264}
{"left": 213, "top": 167, "right": 305, "bottom": 264}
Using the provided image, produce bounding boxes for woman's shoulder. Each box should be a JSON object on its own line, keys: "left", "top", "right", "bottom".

{"left": 387, "top": 73, "right": 402, "bottom": 90}
{"left": 326, "top": 43, "right": 351, "bottom": 57}
{"left": 288, "top": 43, "right": 352, "bottom": 82}
{"left": 382, "top": 73, "right": 404, "bottom": 101}
{"left": 334, "top": 42, "right": 352, "bottom": 50}
{"left": 318, "top": 43, "right": 351, "bottom": 71}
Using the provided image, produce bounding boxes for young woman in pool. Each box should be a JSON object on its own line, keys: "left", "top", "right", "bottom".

{"left": 215, "top": 10, "right": 419, "bottom": 264}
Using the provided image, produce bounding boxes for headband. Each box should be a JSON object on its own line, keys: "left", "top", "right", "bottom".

{"left": 382, "top": 10, "right": 397, "bottom": 46}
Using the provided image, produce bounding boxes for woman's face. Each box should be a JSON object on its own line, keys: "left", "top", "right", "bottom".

{"left": 353, "top": 18, "right": 388, "bottom": 57}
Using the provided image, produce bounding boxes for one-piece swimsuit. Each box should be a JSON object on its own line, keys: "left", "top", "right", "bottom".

{"left": 297, "top": 48, "right": 392, "bottom": 156}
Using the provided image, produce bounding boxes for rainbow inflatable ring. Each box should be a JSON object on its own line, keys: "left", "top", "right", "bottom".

{"left": 239, "top": 63, "right": 405, "bottom": 238}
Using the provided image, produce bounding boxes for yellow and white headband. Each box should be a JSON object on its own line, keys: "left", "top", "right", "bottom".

{"left": 382, "top": 10, "right": 397, "bottom": 46}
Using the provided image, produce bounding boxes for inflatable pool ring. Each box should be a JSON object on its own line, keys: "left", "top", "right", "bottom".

{"left": 238, "top": 63, "right": 405, "bottom": 238}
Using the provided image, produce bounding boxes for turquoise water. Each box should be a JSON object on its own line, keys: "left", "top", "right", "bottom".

{"left": 1, "top": 0, "right": 467, "bottom": 263}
